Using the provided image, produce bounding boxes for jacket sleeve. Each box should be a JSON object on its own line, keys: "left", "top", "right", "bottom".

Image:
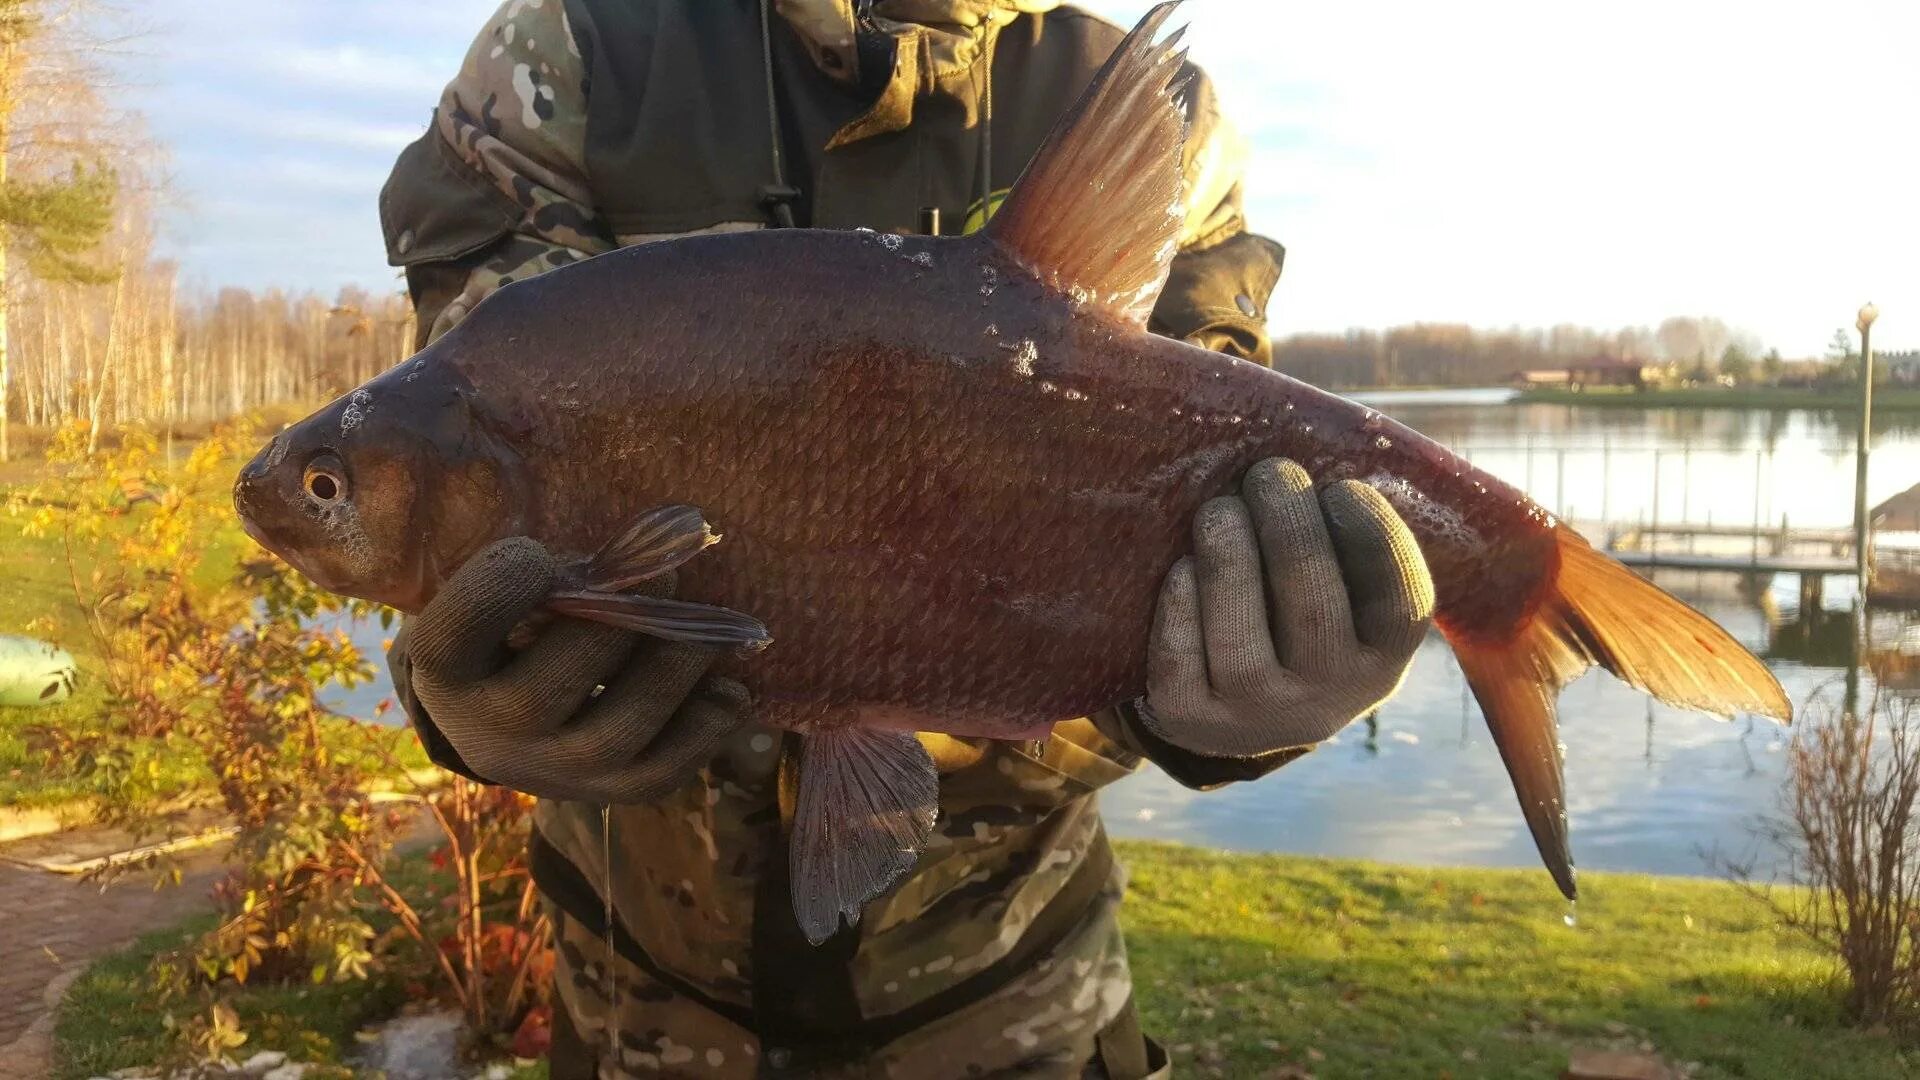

{"left": 379, "top": 0, "right": 615, "bottom": 348}
{"left": 1086, "top": 700, "right": 1314, "bottom": 790}
{"left": 1146, "top": 66, "right": 1286, "bottom": 368}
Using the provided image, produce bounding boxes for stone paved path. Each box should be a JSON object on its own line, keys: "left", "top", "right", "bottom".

{"left": 0, "top": 850, "right": 224, "bottom": 1078}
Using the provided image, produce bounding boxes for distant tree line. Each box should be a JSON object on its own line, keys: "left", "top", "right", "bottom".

{"left": 1274, "top": 317, "right": 1783, "bottom": 389}
{"left": 7, "top": 267, "right": 412, "bottom": 450}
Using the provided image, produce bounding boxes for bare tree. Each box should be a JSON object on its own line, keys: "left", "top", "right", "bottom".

{"left": 1, "top": 0, "right": 137, "bottom": 460}
{"left": 1722, "top": 690, "right": 1920, "bottom": 1030}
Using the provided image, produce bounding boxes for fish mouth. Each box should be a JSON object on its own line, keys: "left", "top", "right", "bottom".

{"left": 233, "top": 488, "right": 350, "bottom": 597}
{"left": 232, "top": 476, "right": 283, "bottom": 558}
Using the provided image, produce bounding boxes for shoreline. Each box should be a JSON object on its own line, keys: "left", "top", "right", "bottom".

{"left": 1517, "top": 386, "right": 1920, "bottom": 409}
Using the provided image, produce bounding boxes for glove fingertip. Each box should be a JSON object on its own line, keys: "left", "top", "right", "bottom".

{"left": 463, "top": 537, "right": 559, "bottom": 594}
{"left": 1323, "top": 481, "right": 1409, "bottom": 551}
{"left": 688, "top": 698, "right": 752, "bottom": 738}
{"left": 699, "top": 677, "right": 753, "bottom": 710}
{"left": 1242, "top": 457, "right": 1313, "bottom": 503}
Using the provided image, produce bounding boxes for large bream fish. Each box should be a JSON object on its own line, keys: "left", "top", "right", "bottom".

{"left": 236, "top": 5, "right": 1789, "bottom": 942}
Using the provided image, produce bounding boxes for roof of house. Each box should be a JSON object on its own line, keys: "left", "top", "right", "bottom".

{"left": 1873, "top": 483, "right": 1920, "bottom": 529}
{"left": 1567, "top": 355, "right": 1653, "bottom": 371}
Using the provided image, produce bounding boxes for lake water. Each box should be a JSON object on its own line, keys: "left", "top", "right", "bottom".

{"left": 322, "top": 389, "right": 1920, "bottom": 887}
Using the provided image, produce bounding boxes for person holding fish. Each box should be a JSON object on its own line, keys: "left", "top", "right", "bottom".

{"left": 231, "top": 0, "right": 1786, "bottom": 1075}
{"left": 346, "top": 1, "right": 1456, "bottom": 1077}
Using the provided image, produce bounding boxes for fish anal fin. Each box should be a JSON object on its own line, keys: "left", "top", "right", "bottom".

{"left": 1446, "top": 528, "right": 1793, "bottom": 901}
{"left": 985, "top": 2, "right": 1189, "bottom": 329}
{"left": 790, "top": 728, "right": 939, "bottom": 945}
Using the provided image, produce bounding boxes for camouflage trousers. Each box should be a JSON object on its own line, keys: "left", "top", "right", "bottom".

{"left": 542, "top": 873, "right": 1166, "bottom": 1079}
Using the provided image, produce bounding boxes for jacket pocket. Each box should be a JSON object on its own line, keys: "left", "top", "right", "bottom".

{"left": 1149, "top": 231, "right": 1287, "bottom": 366}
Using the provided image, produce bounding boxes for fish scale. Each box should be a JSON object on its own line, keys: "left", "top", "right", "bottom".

{"left": 235, "top": 3, "right": 1788, "bottom": 945}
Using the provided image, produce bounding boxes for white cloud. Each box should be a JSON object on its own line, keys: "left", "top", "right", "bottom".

{"left": 272, "top": 44, "right": 456, "bottom": 101}
{"left": 1084, "top": 0, "right": 1920, "bottom": 355}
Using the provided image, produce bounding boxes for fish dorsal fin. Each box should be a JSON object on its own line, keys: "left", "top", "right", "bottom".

{"left": 985, "top": 2, "right": 1190, "bottom": 329}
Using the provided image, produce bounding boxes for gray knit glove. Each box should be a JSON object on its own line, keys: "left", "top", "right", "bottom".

{"left": 387, "top": 537, "right": 750, "bottom": 802}
{"left": 1141, "top": 458, "right": 1436, "bottom": 757}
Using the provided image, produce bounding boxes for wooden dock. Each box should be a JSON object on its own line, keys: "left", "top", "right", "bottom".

{"left": 1600, "top": 521, "right": 1920, "bottom": 606}
{"left": 1608, "top": 549, "right": 1856, "bottom": 575}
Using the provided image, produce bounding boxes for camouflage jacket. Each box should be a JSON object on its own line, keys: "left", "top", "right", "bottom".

{"left": 381, "top": 2, "right": 1301, "bottom": 1076}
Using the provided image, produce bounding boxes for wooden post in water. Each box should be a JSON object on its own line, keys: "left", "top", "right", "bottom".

{"left": 1651, "top": 449, "right": 1662, "bottom": 552}
{"left": 1681, "top": 440, "right": 1691, "bottom": 525}
{"left": 1601, "top": 433, "right": 1612, "bottom": 525}
{"left": 1556, "top": 448, "right": 1566, "bottom": 519}
{"left": 1800, "top": 573, "right": 1823, "bottom": 615}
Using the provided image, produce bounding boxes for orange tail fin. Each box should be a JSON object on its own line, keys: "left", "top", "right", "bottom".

{"left": 1449, "top": 530, "right": 1791, "bottom": 898}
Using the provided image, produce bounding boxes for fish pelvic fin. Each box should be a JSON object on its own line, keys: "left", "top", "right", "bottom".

{"left": 984, "top": 2, "right": 1189, "bottom": 329}
{"left": 549, "top": 504, "right": 773, "bottom": 652}
{"left": 790, "top": 728, "right": 939, "bottom": 945}
{"left": 547, "top": 592, "right": 771, "bottom": 651}
{"left": 1449, "top": 529, "right": 1791, "bottom": 901}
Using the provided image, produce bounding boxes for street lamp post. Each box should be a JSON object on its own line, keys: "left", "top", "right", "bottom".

{"left": 1843, "top": 302, "right": 1880, "bottom": 724}
{"left": 1855, "top": 302, "right": 1879, "bottom": 595}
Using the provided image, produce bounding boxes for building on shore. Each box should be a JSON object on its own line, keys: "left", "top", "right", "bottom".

{"left": 1510, "top": 355, "right": 1674, "bottom": 390}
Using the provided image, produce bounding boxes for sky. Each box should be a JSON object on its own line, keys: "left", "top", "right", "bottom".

{"left": 135, "top": 0, "right": 1918, "bottom": 357}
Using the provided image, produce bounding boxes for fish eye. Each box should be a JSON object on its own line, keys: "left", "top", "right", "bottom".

{"left": 303, "top": 455, "right": 348, "bottom": 504}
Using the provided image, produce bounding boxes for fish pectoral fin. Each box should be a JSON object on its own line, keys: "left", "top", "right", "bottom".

{"left": 546, "top": 591, "right": 771, "bottom": 652}
{"left": 790, "top": 728, "right": 939, "bottom": 946}
{"left": 984, "top": 2, "right": 1189, "bottom": 330}
{"left": 582, "top": 504, "right": 721, "bottom": 592}
{"left": 549, "top": 504, "right": 773, "bottom": 652}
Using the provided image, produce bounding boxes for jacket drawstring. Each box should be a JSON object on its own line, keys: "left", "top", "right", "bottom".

{"left": 758, "top": 0, "right": 800, "bottom": 228}
{"left": 978, "top": 24, "right": 996, "bottom": 229}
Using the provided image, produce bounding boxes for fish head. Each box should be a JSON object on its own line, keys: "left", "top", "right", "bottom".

{"left": 232, "top": 356, "right": 528, "bottom": 614}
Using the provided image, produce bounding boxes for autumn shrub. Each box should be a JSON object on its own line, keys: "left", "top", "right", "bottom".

{"left": 13, "top": 418, "right": 550, "bottom": 1065}
{"left": 1739, "top": 688, "right": 1920, "bottom": 1031}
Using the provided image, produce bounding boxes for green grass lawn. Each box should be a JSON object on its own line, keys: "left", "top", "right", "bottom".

{"left": 1514, "top": 385, "right": 1920, "bottom": 410}
{"left": 1119, "top": 842, "right": 1907, "bottom": 1079}
{"left": 54, "top": 908, "right": 404, "bottom": 1079}
{"left": 53, "top": 843, "right": 1912, "bottom": 1079}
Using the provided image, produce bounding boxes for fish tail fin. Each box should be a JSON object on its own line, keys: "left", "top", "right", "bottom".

{"left": 985, "top": 2, "right": 1189, "bottom": 329}
{"left": 1450, "top": 529, "right": 1791, "bottom": 899}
